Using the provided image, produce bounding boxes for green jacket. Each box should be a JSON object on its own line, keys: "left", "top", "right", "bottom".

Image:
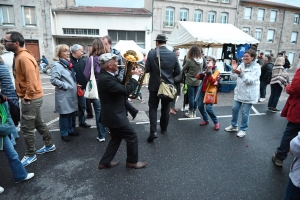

{"left": 0, "top": 102, "right": 15, "bottom": 150}
{"left": 183, "top": 58, "right": 203, "bottom": 86}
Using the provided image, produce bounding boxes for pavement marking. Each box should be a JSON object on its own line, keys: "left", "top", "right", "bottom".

{"left": 42, "top": 82, "right": 50, "bottom": 85}
{"left": 251, "top": 106, "right": 261, "bottom": 115}
{"left": 46, "top": 117, "right": 59, "bottom": 126}
{"left": 136, "top": 120, "right": 160, "bottom": 124}
{"left": 44, "top": 92, "right": 54, "bottom": 96}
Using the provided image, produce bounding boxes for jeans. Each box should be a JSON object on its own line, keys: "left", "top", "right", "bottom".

{"left": 276, "top": 122, "right": 300, "bottom": 160}
{"left": 90, "top": 99, "right": 106, "bottom": 139}
{"left": 148, "top": 91, "right": 170, "bottom": 134}
{"left": 198, "top": 92, "right": 218, "bottom": 124}
{"left": 284, "top": 178, "right": 300, "bottom": 200}
{"left": 59, "top": 113, "right": 74, "bottom": 137}
{"left": 259, "top": 81, "right": 268, "bottom": 98}
{"left": 21, "top": 97, "right": 53, "bottom": 156}
{"left": 268, "top": 83, "right": 282, "bottom": 108}
{"left": 188, "top": 85, "right": 199, "bottom": 111}
{"left": 3, "top": 136, "right": 28, "bottom": 182}
{"left": 231, "top": 100, "right": 252, "bottom": 131}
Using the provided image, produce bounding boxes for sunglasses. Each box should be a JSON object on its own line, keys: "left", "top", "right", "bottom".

{"left": 2, "top": 39, "right": 15, "bottom": 43}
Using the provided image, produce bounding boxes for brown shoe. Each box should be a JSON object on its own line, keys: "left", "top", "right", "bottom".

{"left": 98, "top": 161, "right": 120, "bottom": 169}
{"left": 126, "top": 162, "right": 147, "bottom": 169}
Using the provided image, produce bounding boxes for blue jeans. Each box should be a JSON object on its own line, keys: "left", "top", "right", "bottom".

{"left": 284, "top": 178, "right": 300, "bottom": 200}
{"left": 3, "top": 136, "right": 28, "bottom": 182}
{"left": 231, "top": 100, "right": 252, "bottom": 131}
{"left": 59, "top": 113, "right": 74, "bottom": 136}
{"left": 198, "top": 92, "right": 218, "bottom": 124}
{"left": 276, "top": 122, "right": 300, "bottom": 160}
{"left": 188, "top": 85, "right": 199, "bottom": 111}
{"left": 259, "top": 81, "right": 268, "bottom": 98}
{"left": 268, "top": 83, "right": 282, "bottom": 108}
{"left": 90, "top": 99, "right": 106, "bottom": 139}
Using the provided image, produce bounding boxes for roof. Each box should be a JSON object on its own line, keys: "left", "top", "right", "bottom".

{"left": 53, "top": 6, "right": 152, "bottom": 16}
{"left": 240, "top": 0, "right": 300, "bottom": 10}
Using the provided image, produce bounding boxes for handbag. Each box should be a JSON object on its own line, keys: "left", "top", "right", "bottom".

{"left": 84, "top": 56, "right": 99, "bottom": 99}
{"left": 77, "top": 85, "right": 84, "bottom": 97}
{"left": 157, "top": 49, "right": 177, "bottom": 102}
{"left": 203, "top": 92, "right": 216, "bottom": 104}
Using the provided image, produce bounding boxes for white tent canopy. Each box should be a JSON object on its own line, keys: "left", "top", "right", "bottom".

{"left": 167, "top": 21, "right": 259, "bottom": 48}
{"left": 113, "top": 40, "right": 143, "bottom": 51}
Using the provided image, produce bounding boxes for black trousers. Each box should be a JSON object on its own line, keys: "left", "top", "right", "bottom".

{"left": 148, "top": 90, "right": 170, "bottom": 135}
{"left": 86, "top": 98, "right": 93, "bottom": 116}
{"left": 99, "top": 122, "right": 138, "bottom": 166}
{"left": 125, "top": 100, "right": 138, "bottom": 117}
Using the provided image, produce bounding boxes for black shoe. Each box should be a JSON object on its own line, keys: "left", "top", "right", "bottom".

{"left": 79, "top": 123, "right": 91, "bottom": 128}
{"left": 86, "top": 114, "right": 93, "bottom": 119}
{"left": 161, "top": 130, "right": 167, "bottom": 134}
{"left": 147, "top": 133, "right": 158, "bottom": 142}
{"left": 68, "top": 132, "right": 79, "bottom": 137}
{"left": 61, "top": 136, "right": 72, "bottom": 142}
{"left": 132, "top": 110, "right": 139, "bottom": 120}
{"left": 72, "top": 124, "right": 76, "bottom": 128}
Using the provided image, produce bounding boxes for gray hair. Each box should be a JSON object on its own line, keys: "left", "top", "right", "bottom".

{"left": 206, "top": 55, "right": 217, "bottom": 63}
{"left": 70, "top": 44, "right": 83, "bottom": 53}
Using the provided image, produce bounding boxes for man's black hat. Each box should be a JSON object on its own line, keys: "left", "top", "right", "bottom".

{"left": 154, "top": 34, "right": 167, "bottom": 41}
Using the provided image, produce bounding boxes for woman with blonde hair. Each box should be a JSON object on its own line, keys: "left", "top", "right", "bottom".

{"left": 83, "top": 38, "right": 109, "bottom": 142}
{"left": 51, "top": 44, "right": 78, "bottom": 142}
{"left": 268, "top": 57, "right": 289, "bottom": 112}
{"left": 182, "top": 45, "right": 203, "bottom": 118}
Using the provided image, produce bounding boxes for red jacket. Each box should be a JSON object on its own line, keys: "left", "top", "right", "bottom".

{"left": 281, "top": 68, "right": 300, "bottom": 124}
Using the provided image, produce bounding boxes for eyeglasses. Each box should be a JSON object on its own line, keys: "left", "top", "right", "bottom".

{"left": 2, "top": 39, "right": 15, "bottom": 43}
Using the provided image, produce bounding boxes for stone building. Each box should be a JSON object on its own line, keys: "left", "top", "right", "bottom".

{"left": 237, "top": 0, "right": 300, "bottom": 67}
{"left": 0, "top": 0, "right": 75, "bottom": 60}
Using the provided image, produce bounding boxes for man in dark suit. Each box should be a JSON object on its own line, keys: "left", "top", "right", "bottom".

{"left": 145, "top": 34, "right": 181, "bottom": 142}
{"left": 97, "top": 53, "right": 147, "bottom": 169}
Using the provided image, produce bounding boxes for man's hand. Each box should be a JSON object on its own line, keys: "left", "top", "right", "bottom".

{"left": 132, "top": 68, "right": 142, "bottom": 76}
{"left": 22, "top": 99, "right": 31, "bottom": 105}
{"left": 233, "top": 68, "right": 242, "bottom": 74}
{"left": 0, "top": 94, "right": 7, "bottom": 103}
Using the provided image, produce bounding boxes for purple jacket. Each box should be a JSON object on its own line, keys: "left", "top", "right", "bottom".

{"left": 84, "top": 55, "right": 101, "bottom": 82}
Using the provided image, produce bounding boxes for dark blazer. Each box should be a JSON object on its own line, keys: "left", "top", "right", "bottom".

{"left": 97, "top": 70, "right": 138, "bottom": 128}
{"left": 70, "top": 55, "right": 88, "bottom": 89}
{"left": 260, "top": 62, "right": 273, "bottom": 83}
{"left": 145, "top": 46, "right": 181, "bottom": 92}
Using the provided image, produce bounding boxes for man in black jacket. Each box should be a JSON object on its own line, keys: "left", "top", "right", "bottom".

{"left": 259, "top": 55, "right": 273, "bottom": 102}
{"left": 145, "top": 34, "right": 181, "bottom": 142}
{"left": 97, "top": 53, "right": 147, "bottom": 169}
{"left": 70, "top": 44, "right": 91, "bottom": 128}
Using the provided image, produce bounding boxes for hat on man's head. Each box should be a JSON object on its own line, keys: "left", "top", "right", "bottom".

{"left": 154, "top": 34, "right": 167, "bottom": 41}
{"left": 99, "top": 53, "right": 117, "bottom": 64}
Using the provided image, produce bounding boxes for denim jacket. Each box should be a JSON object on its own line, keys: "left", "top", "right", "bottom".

{"left": 289, "top": 132, "right": 300, "bottom": 188}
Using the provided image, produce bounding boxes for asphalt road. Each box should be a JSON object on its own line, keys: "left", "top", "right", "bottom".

{"left": 0, "top": 71, "right": 296, "bottom": 199}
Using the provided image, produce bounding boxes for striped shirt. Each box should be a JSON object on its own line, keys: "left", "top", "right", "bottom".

{"left": 0, "top": 62, "right": 18, "bottom": 100}
{"left": 270, "top": 65, "right": 289, "bottom": 88}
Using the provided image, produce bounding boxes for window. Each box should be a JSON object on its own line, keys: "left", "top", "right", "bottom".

{"left": 221, "top": 0, "right": 230, "bottom": 3}
{"left": 180, "top": 8, "right": 188, "bottom": 21}
{"left": 294, "top": 14, "right": 300, "bottom": 24}
{"left": 220, "top": 12, "right": 228, "bottom": 24}
{"left": 194, "top": 10, "right": 202, "bottom": 22}
{"left": 21, "top": 6, "right": 36, "bottom": 26}
{"left": 0, "top": 5, "right": 14, "bottom": 25}
{"left": 270, "top": 10, "right": 277, "bottom": 22}
{"left": 244, "top": 8, "right": 252, "bottom": 20}
{"left": 63, "top": 28, "right": 99, "bottom": 35}
{"left": 208, "top": 11, "right": 216, "bottom": 23}
{"left": 255, "top": 28, "right": 262, "bottom": 41}
{"left": 288, "top": 52, "right": 295, "bottom": 64}
{"left": 257, "top": 9, "right": 264, "bottom": 21}
{"left": 265, "top": 50, "right": 271, "bottom": 56}
{"left": 267, "top": 30, "right": 275, "bottom": 42}
{"left": 291, "top": 32, "right": 298, "bottom": 44}
{"left": 242, "top": 27, "right": 250, "bottom": 34}
{"left": 108, "top": 30, "right": 145, "bottom": 49}
{"left": 165, "top": 7, "right": 174, "bottom": 27}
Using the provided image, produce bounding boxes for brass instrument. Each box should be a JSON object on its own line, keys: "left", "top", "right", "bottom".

{"left": 121, "top": 49, "right": 145, "bottom": 99}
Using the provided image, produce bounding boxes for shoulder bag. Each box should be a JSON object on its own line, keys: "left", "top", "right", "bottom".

{"left": 84, "top": 56, "right": 99, "bottom": 99}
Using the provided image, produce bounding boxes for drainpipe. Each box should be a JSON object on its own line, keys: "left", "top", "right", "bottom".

{"left": 53, "top": 11, "right": 57, "bottom": 36}
{"left": 278, "top": 9, "right": 286, "bottom": 55}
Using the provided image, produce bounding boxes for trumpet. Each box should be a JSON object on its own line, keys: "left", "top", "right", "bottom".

{"left": 121, "top": 49, "right": 145, "bottom": 99}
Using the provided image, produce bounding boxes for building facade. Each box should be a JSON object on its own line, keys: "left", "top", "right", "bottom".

{"left": 237, "top": 0, "right": 300, "bottom": 67}
{"left": 0, "top": 0, "right": 75, "bottom": 60}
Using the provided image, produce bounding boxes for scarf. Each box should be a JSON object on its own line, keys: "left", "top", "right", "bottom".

{"left": 0, "top": 104, "right": 7, "bottom": 124}
{"left": 59, "top": 58, "right": 73, "bottom": 70}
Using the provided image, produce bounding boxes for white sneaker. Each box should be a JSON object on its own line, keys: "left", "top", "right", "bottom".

{"left": 185, "top": 111, "right": 194, "bottom": 118}
{"left": 193, "top": 111, "right": 196, "bottom": 118}
{"left": 224, "top": 125, "right": 239, "bottom": 132}
{"left": 15, "top": 173, "right": 34, "bottom": 183}
{"left": 96, "top": 137, "right": 105, "bottom": 142}
{"left": 259, "top": 98, "right": 266, "bottom": 102}
{"left": 0, "top": 186, "right": 4, "bottom": 193}
{"left": 237, "top": 130, "right": 246, "bottom": 138}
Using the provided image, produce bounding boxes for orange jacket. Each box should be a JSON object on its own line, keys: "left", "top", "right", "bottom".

{"left": 14, "top": 48, "right": 44, "bottom": 100}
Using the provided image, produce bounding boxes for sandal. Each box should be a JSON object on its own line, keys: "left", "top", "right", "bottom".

{"left": 173, "top": 108, "right": 178, "bottom": 112}
{"left": 170, "top": 109, "right": 176, "bottom": 115}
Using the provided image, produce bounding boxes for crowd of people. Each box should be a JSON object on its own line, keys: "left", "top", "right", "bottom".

{"left": 0, "top": 31, "right": 299, "bottom": 198}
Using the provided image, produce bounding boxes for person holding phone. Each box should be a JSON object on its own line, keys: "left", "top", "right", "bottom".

{"left": 224, "top": 49, "right": 261, "bottom": 138}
